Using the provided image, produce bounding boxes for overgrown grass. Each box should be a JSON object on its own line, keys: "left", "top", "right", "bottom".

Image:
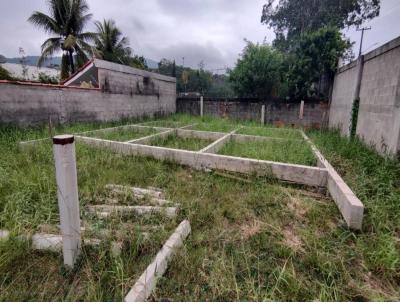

{"left": 309, "top": 129, "right": 400, "bottom": 281}
{"left": 218, "top": 139, "right": 317, "bottom": 166}
{"left": 0, "top": 118, "right": 399, "bottom": 301}
{"left": 146, "top": 133, "right": 214, "bottom": 151}
{"left": 85, "top": 127, "right": 158, "bottom": 142}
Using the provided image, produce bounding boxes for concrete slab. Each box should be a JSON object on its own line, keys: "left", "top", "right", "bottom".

{"left": 0, "top": 230, "right": 10, "bottom": 240}
{"left": 76, "top": 136, "right": 327, "bottom": 187}
{"left": 124, "top": 220, "right": 191, "bottom": 302}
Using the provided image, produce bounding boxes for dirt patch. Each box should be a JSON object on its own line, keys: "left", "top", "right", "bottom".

{"left": 239, "top": 220, "right": 263, "bottom": 240}
{"left": 282, "top": 224, "right": 303, "bottom": 252}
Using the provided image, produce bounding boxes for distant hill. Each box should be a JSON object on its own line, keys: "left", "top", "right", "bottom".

{"left": 3, "top": 55, "right": 159, "bottom": 70}
{"left": 5, "top": 56, "right": 61, "bottom": 68}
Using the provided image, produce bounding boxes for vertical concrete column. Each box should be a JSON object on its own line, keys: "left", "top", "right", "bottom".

{"left": 261, "top": 105, "right": 265, "bottom": 125}
{"left": 299, "top": 100, "right": 304, "bottom": 119}
{"left": 200, "top": 96, "right": 204, "bottom": 117}
{"left": 53, "top": 134, "right": 81, "bottom": 268}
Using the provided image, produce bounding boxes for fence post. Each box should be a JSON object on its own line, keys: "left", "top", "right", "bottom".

{"left": 299, "top": 100, "right": 304, "bottom": 120}
{"left": 53, "top": 134, "right": 81, "bottom": 268}
{"left": 261, "top": 105, "right": 265, "bottom": 125}
{"left": 200, "top": 96, "right": 204, "bottom": 117}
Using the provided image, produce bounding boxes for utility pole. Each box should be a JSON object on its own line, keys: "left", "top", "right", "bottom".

{"left": 356, "top": 26, "right": 371, "bottom": 57}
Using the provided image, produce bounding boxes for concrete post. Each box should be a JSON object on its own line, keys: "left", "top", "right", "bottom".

{"left": 200, "top": 96, "right": 204, "bottom": 117}
{"left": 261, "top": 105, "right": 265, "bottom": 125}
{"left": 53, "top": 134, "right": 81, "bottom": 268}
{"left": 299, "top": 101, "right": 304, "bottom": 120}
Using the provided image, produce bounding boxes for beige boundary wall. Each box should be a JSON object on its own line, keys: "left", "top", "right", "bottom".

{"left": 0, "top": 59, "right": 176, "bottom": 126}
{"left": 329, "top": 36, "right": 400, "bottom": 155}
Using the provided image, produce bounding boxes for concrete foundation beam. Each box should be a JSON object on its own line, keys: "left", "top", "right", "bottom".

{"left": 124, "top": 220, "right": 191, "bottom": 302}
{"left": 105, "top": 184, "right": 164, "bottom": 199}
{"left": 126, "top": 129, "right": 175, "bottom": 144}
{"left": 199, "top": 129, "right": 240, "bottom": 154}
{"left": 301, "top": 131, "right": 364, "bottom": 229}
{"left": 232, "top": 134, "right": 303, "bottom": 143}
{"left": 76, "top": 136, "right": 327, "bottom": 187}
{"left": 87, "top": 205, "right": 178, "bottom": 219}
{"left": 176, "top": 128, "right": 226, "bottom": 140}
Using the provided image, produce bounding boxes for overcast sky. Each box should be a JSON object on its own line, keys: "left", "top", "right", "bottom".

{"left": 0, "top": 0, "right": 399, "bottom": 70}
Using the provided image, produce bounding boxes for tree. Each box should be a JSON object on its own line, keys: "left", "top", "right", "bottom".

{"left": 94, "top": 19, "right": 131, "bottom": 64}
{"left": 287, "top": 27, "right": 349, "bottom": 99}
{"left": 0, "top": 55, "right": 6, "bottom": 64}
{"left": 261, "top": 0, "right": 380, "bottom": 50}
{"left": 28, "top": 0, "right": 97, "bottom": 79}
{"left": 229, "top": 41, "right": 285, "bottom": 98}
{"left": 19, "top": 47, "right": 29, "bottom": 80}
{"left": 0, "top": 65, "right": 14, "bottom": 80}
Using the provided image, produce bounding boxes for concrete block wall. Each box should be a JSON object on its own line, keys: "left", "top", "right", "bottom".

{"left": 0, "top": 66, "right": 176, "bottom": 126}
{"left": 329, "top": 61, "right": 359, "bottom": 136}
{"left": 177, "top": 97, "right": 328, "bottom": 128}
{"left": 329, "top": 36, "right": 400, "bottom": 155}
{"left": 357, "top": 45, "right": 400, "bottom": 154}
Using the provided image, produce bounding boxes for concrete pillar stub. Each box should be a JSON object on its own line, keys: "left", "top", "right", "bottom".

{"left": 261, "top": 105, "right": 265, "bottom": 125}
{"left": 200, "top": 96, "right": 204, "bottom": 117}
{"left": 53, "top": 134, "right": 81, "bottom": 267}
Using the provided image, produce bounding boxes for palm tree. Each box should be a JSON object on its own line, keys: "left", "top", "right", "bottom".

{"left": 94, "top": 19, "right": 132, "bottom": 65}
{"left": 28, "top": 0, "right": 97, "bottom": 79}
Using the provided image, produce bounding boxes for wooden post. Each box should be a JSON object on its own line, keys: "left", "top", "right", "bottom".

{"left": 200, "top": 96, "right": 204, "bottom": 117}
{"left": 261, "top": 105, "right": 265, "bottom": 125}
{"left": 299, "top": 101, "right": 304, "bottom": 120}
{"left": 53, "top": 135, "right": 81, "bottom": 268}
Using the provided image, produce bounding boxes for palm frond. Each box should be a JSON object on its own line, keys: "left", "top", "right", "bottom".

{"left": 38, "top": 37, "right": 61, "bottom": 66}
{"left": 28, "top": 11, "right": 60, "bottom": 34}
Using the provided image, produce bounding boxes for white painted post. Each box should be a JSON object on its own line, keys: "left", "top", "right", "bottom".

{"left": 200, "top": 96, "right": 204, "bottom": 117}
{"left": 299, "top": 100, "right": 304, "bottom": 120}
{"left": 261, "top": 105, "right": 265, "bottom": 125}
{"left": 53, "top": 135, "right": 81, "bottom": 268}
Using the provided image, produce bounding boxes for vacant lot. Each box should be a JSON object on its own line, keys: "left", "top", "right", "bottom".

{"left": 0, "top": 114, "right": 399, "bottom": 301}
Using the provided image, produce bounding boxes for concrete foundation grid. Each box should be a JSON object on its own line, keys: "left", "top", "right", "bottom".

{"left": 20, "top": 122, "right": 365, "bottom": 230}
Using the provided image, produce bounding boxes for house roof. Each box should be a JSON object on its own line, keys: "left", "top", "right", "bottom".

{"left": 62, "top": 58, "right": 176, "bottom": 86}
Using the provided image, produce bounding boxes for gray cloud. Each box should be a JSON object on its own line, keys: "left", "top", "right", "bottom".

{"left": 0, "top": 0, "right": 398, "bottom": 70}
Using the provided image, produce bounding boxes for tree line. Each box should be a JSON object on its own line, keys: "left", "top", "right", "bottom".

{"left": 228, "top": 0, "right": 380, "bottom": 100}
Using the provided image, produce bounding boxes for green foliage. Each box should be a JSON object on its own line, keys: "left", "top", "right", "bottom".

{"left": 94, "top": 19, "right": 131, "bottom": 65}
{"left": 228, "top": 41, "right": 285, "bottom": 98}
{"left": 28, "top": 0, "right": 97, "bottom": 79}
{"left": 37, "top": 72, "right": 59, "bottom": 84}
{"left": 206, "top": 74, "right": 235, "bottom": 98}
{"left": 157, "top": 59, "right": 213, "bottom": 94}
{"left": 262, "top": 0, "right": 380, "bottom": 51}
{"left": 0, "top": 65, "right": 14, "bottom": 80}
{"left": 350, "top": 98, "right": 360, "bottom": 138}
{"left": 287, "top": 27, "right": 350, "bottom": 99}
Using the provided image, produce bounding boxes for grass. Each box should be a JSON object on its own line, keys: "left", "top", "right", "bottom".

{"left": 0, "top": 116, "right": 399, "bottom": 301}
{"left": 218, "top": 139, "right": 317, "bottom": 166}
{"left": 85, "top": 127, "right": 158, "bottom": 142}
{"left": 146, "top": 133, "right": 214, "bottom": 151}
